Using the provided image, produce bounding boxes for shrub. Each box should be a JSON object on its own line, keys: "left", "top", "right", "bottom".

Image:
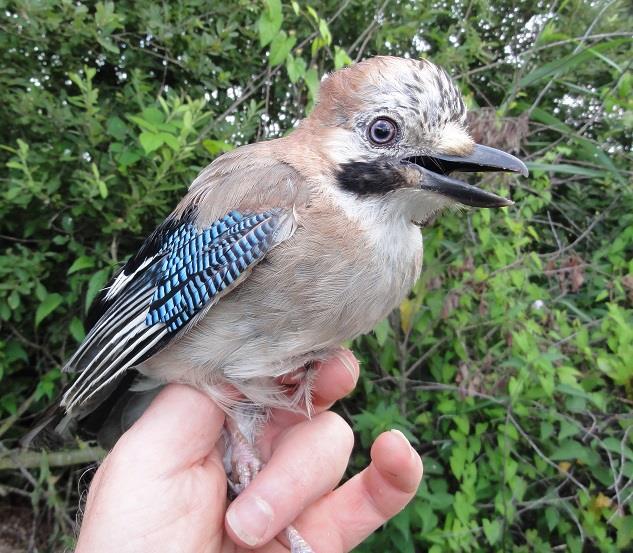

{"left": 1, "top": 1, "right": 631, "bottom": 550}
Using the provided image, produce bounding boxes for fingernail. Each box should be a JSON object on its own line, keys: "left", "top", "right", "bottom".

{"left": 389, "top": 428, "right": 415, "bottom": 455}
{"left": 226, "top": 495, "right": 273, "bottom": 546}
{"left": 390, "top": 428, "right": 408, "bottom": 444}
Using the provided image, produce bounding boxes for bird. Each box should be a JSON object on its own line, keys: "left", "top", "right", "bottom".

{"left": 28, "top": 56, "right": 527, "bottom": 553}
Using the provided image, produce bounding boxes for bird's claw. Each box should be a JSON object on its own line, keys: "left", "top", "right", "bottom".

{"left": 286, "top": 525, "right": 314, "bottom": 553}
{"left": 230, "top": 449, "right": 262, "bottom": 495}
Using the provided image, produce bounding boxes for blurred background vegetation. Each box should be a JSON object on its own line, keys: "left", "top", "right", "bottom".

{"left": 1, "top": 0, "right": 632, "bottom": 551}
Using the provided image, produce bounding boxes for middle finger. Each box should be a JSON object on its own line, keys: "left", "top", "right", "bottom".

{"left": 270, "top": 349, "right": 359, "bottom": 430}
{"left": 224, "top": 411, "right": 354, "bottom": 550}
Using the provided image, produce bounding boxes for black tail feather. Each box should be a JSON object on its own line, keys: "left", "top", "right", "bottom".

{"left": 21, "top": 370, "right": 145, "bottom": 449}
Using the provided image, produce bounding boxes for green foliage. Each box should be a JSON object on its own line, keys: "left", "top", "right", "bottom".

{"left": 1, "top": 0, "right": 632, "bottom": 551}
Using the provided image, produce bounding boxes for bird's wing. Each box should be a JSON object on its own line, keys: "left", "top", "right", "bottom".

{"left": 61, "top": 159, "right": 299, "bottom": 415}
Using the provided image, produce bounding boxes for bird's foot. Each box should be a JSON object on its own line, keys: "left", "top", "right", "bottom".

{"left": 286, "top": 525, "right": 314, "bottom": 553}
{"left": 225, "top": 417, "right": 263, "bottom": 495}
{"left": 224, "top": 417, "right": 314, "bottom": 552}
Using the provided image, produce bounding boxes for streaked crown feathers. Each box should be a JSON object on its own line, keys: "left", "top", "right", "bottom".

{"left": 310, "top": 56, "right": 467, "bottom": 131}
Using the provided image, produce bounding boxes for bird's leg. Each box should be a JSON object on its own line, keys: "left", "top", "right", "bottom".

{"left": 224, "top": 416, "right": 263, "bottom": 496}
{"left": 224, "top": 417, "right": 315, "bottom": 553}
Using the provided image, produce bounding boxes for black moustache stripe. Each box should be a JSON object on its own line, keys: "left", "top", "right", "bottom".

{"left": 336, "top": 161, "right": 407, "bottom": 195}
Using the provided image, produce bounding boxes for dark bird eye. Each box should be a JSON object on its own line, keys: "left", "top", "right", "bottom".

{"left": 368, "top": 117, "right": 398, "bottom": 145}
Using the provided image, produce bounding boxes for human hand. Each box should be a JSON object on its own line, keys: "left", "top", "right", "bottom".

{"left": 75, "top": 350, "right": 423, "bottom": 552}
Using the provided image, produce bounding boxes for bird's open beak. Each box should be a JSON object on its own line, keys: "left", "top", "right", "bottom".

{"left": 403, "top": 144, "right": 528, "bottom": 208}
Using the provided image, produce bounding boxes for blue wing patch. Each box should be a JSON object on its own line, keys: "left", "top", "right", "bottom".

{"left": 62, "top": 207, "right": 292, "bottom": 414}
{"left": 145, "top": 209, "right": 282, "bottom": 332}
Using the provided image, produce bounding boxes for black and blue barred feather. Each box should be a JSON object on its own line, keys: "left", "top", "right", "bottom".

{"left": 146, "top": 210, "right": 278, "bottom": 332}
{"left": 61, "top": 207, "right": 290, "bottom": 412}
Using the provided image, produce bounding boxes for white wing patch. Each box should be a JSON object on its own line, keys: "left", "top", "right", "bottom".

{"left": 105, "top": 256, "right": 157, "bottom": 301}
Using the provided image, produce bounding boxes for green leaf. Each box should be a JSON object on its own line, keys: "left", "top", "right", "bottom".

{"left": 286, "top": 55, "right": 306, "bottom": 83}
{"left": 106, "top": 116, "right": 128, "bottom": 140}
{"left": 545, "top": 506, "right": 559, "bottom": 531}
{"left": 615, "top": 515, "right": 633, "bottom": 550}
{"left": 68, "top": 256, "right": 95, "bottom": 274}
{"left": 269, "top": 31, "right": 296, "bottom": 66}
{"left": 559, "top": 419, "right": 579, "bottom": 441}
{"left": 97, "top": 179, "right": 108, "bottom": 198}
{"left": 85, "top": 268, "right": 110, "bottom": 313}
{"left": 127, "top": 115, "right": 159, "bottom": 133}
{"left": 35, "top": 379, "right": 55, "bottom": 401}
{"left": 117, "top": 149, "right": 141, "bottom": 168}
{"left": 258, "top": 0, "right": 283, "bottom": 47}
{"left": 306, "top": 6, "right": 319, "bottom": 22}
{"left": 159, "top": 132, "right": 180, "bottom": 150}
{"left": 304, "top": 67, "right": 320, "bottom": 100}
{"left": 141, "top": 107, "right": 165, "bottom": 125}
{"left": 311, "top": 36, "right": 328, "bottom": 58}
{"left": 4, "top": 341, "right": 28, "bottom": 364}
{"left": 449, "top": 443, "right": 467, "bottom": 479}
{"left": 97, "top": 35, "right": 120, "bottom": 54}
{"left": 8, "top": 291, "right": 20, "bottom": 310}
{"left": 334, "top": 46, "right": 352, "bottom": 69}
{"left": 550, "top": 439, "right": 600, "bottom": 466}
{"left": 202, "top": 139, "right": 234, "bottom": 156}
{"left": 602, "top": 437, "right": 633, "bottom": 462}
{"left": 453, "top": 491, "right": 475, "bottom": 523}
{"left": 35, "top": 283, "right": 47, "bottom": 302}
{"left": 69, "top": 317, "right": 85, "bottom": 342}
{"left": 482, "top": 519, "right": 501, "bottom": 545}
{"left": 519, "top": 39, "right": 629, "bottom": 88}
{"left": 318, "top": 18, "right": 332, "bottom": 45}
{"left": 139, "top": 131, "right": 165, "bottom": 153}
{"left": 526, "top": 162, "right": 607, "bottom": 178}
{"left": 35, "top": 293, "right": 63, "bottom": 327}
{"left": 95, "top": 1, "right": 122, "bottom": 31}
{"left": 390, "top": 509, "right": 414, "bottom": 552}
{"left": 373, "top": 319, "right": 391, "bottom": 346}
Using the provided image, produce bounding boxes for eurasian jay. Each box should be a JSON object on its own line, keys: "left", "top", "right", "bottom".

{"left": 36, "top": 56, "right": 528, "bottom": 552}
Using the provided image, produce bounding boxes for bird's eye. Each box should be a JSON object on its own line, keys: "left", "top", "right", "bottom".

{"left": 368, "top": 117, "right": 398, "bottom": 145}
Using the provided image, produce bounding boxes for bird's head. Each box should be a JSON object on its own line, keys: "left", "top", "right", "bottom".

{"left": 302, "top": 56, "right": 528, "bottom": 225}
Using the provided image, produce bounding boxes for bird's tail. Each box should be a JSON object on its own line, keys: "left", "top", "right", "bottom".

{"left": 20, "top": 399, "right": 76, "bottom": 449}
{"left": 21, "top": 370, "right": 157, "bottom": 450}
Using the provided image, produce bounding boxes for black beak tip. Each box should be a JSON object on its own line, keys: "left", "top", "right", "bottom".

{"left": 481, "top": 195, "right": 514, "bottom": 208}
{"left": 515, "top": 161, "right": 529, "bottom": 178}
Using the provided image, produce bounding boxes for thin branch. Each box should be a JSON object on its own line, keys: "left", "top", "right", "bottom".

{"left": 0, "top": 233, "right": 42, "bottom": 244}
{"left": 456, "top": 32, "right": 633, "bottom": 80}
{"left": 195, "top": 1, "right": 352, "bottom": 142}
{"left": 0, "top": 390, "right": 38, "bottom": 439}
{"left": 0, "top": 447, "right": 106, "bottom": 471}
{"left": 527, "top": 0, "right": 618, "bottom": 116}
{"left": 405, "top": 337, "right": 448, "bottom": 378}
{"left": 508, "top": 413, "right": 588, "bottom": 493}
{"left": 541, "top": 196, "right": 618, "bottom": 259}
{"left": 352, "top": 0, "right": 391, "bottom": 61}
